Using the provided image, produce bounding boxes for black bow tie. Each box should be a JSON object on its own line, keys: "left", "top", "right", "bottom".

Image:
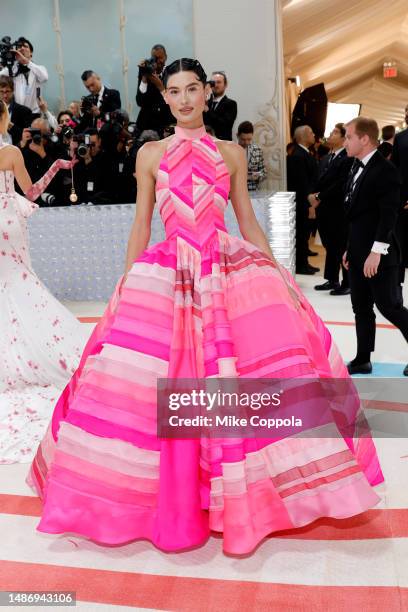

{"left": 15, "top": 63, "right": 30, "bottom": 77}
{"left": 352, "top": 159, "right": 364, "bottom": 171}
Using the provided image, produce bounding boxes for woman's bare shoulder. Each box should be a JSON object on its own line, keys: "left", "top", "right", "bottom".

{"left": 0, "top": 144, "right": 21, "bottom": 156}
{"left": 0, "top": 144, "right": 23, "bottom": 166}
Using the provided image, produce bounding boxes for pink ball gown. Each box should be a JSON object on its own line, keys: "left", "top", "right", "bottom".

{"left": 28, "top": 125, "right": 383, "bottom": 554}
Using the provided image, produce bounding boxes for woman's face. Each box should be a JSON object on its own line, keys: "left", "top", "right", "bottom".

{"left": 59, "top": 114, "right": 71, "bottom": 126}
{"left": 163, "top": 71, "right": 209, "bottom": 125}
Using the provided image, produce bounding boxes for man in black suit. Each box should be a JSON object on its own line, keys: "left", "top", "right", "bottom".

{"left": 343, "top": 117, "right": 408, "bottom": 376}
{"left": 391, "top": 105, "right": 408, "bottom": 284}
{"left": 79, "top": 70, "right": 121, "bottom": 130}
{"left": 286, "top": 125, "right": 319, "bottom": 274}
{"left": 203, "top": 71, "right": 237, "bottom": 141}
{"left": 135, "top": 44, "right": 174, "bottom": 137}
{"left": 309, "top": 123, "right": 353, "bottom": 294}
{"left": 0, "top": 75, "right": 32, "bottom": 144}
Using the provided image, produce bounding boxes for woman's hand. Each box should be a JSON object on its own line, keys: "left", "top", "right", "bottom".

{"left": 57, "top": 158, "right": 78, "bottom": 170}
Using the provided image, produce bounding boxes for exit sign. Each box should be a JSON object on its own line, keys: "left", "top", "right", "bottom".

{"left": 384, "top": 66, "right": 397, "bottom": 78}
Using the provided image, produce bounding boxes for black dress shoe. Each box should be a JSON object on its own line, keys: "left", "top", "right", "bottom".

{"left": 296, "top": 267, "right": 316, "bottom": 275}
{"left": 347, "top": 361, "right": 372, "bottom": 375}
{"left": 308, "top": 249, "right": 318, "bottom": 256}
{"left": 404, "top": 364, "right": 408, "bottom": 376}
{"left": 330, "top": 286, "right": 351, "bottom": 296}
{"left": 314, "top": 281, "right": 340, "bottom": 291}
{"left": 308, "top": 264, "right": 320, "bottom": 272}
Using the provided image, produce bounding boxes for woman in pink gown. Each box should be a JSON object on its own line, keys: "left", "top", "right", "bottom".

{"left": 28, "top": 59, "right": 383, "bottom": 555}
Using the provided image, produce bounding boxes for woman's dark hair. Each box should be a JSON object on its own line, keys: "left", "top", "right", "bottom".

{"left": 162, "top": 58, "right": 207, "bottom": 88}
{"left": 57, "top": 110, "right": 73, "bottom": 123}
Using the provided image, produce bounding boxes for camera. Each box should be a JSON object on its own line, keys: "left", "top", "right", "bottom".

{"left": 139, "top": 57, "right": 157, "bottom": 77}
{"left": 73, "top": 133, "right": 91, "bottom": 157}
{"left": 61, "top": 125, "right": 74, "bottom": 140}
{"left": 81, "top": 94, "right": 98, "bottom": 114}
{"left": 0, "top": 36, "right": 18, "bottom": 69}
{"left": 40, "top": 192, "right": 56, "bottom": 206}
{"left": 27, "top": 128, "right": 43, "bottom": 145}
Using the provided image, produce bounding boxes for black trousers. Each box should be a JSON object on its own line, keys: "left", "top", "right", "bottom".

{"left": 349, "top": 263, "right": 408, "bottom": 354}
{"left": 396, "top": 209, "right": 408, "bottom": 284}
{"left": 296, "top": 203, "right": 309, "bottom": 269}
{"left": 318, "top": 212, "right": 349, "bottom": 286}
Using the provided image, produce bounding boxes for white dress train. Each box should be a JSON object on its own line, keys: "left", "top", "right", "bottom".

{"left": 0, "top": 145, "right": 87, "bottom": 463}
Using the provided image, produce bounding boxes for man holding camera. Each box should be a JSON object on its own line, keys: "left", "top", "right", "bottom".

{"left": 71, "top": 128, "right": 116, "bottom": 204}
{"left": 0, "top": 37, "right": 48, "bottom": 114}
{"left": 78, "top": 70, "right": 121, "bottom": 130}
{"left": 19, "top": 118, "right": 63, "bottom": 205}
{"left": 0, "top": 75, "right": 32, "bottom": 144}
{"left": 135, "top": 44, "right": 174, "bottom": 137}
{"left": 203, "top": 71, "right": 237, "bottom": 141}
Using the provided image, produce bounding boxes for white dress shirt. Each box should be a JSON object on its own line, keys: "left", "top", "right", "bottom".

{"left": 0, "top": 61, "right": 48, "bottom": 113}
{"left": 96, "top": 85, "right": 105, "bottom": 108}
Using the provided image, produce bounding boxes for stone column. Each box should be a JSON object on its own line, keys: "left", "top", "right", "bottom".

{"left": 192, "top": 0, "right": 286, "bottom": 190}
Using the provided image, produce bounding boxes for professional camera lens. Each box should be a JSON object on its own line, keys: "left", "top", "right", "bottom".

{"left": 61, "top": 126, "right": 73, "bottom": 139}
{"left": 77, "top": 143, "right": 89, "bottom": 157}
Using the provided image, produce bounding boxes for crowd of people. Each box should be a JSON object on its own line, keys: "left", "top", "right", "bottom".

{"left": 0, "top": 39, "right": 267, "bottom": 206}
{"left": 287, "top": 110, "right": 408, "bottom": 286}
{"left": 287, "top": 113, "right": 408, "bottom": 376}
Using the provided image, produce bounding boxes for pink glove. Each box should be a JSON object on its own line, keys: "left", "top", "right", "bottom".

{"left": 25, "top": 158, "right": 77, "bottom": 201}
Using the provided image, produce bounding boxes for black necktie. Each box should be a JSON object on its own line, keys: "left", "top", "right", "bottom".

{"left": 344, "top": 159, "right": 364, "bottom": 207}
{"left": 328, "top": 152, "right": 335, "bottom": 164}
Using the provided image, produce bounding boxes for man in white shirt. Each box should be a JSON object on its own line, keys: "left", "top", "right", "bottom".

{"left": 343, "top": 116, "right": 408, "bottom": 376}
{"left": 0, "top": 37, "right": 48, "bottom": 114}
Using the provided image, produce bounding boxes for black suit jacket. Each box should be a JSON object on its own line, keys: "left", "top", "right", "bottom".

{"left": 135, "top": 72, "right": 174, "bottom": 136}
{"left": 316, "top": 149, "right": 354, "bottom": 219}
{"left": 203, "top": 95, "right": 237, "bottom": 141}
{"left": 8, "top": 99, "right": 32, "bottom": 145}
{"left": 391, "top": 128, "right": 408, "bottom": 203}
{"left": 79, "top": 87, "right": 121, "bottom": 130}
{"left": 346, "top": 150, "right": 401, "bottom": 268}
{"left": 286, "top": 144, "right": 318, "bottom": 212}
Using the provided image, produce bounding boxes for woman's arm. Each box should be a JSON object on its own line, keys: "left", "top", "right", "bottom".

{"left": 124, "top": 142, "right": 158, "bottom": 275}
{"left": 12, "top": 146, "right": 75, "bottom": 201}
{"left": 11, "top": 146, "right": 33, "bottom": 194}
{"left": 227, "top": 143, "right": 274, "bottom": 258}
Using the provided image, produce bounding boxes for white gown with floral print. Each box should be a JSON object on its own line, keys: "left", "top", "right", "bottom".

{"left": 0, "top": 146, "right": 87, "bottom": 463}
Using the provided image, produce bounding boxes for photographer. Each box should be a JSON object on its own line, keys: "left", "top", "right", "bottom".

{"left": 0, "top": 75, "right": 32, "bottom": 144}
{"left": 135, "top": 44, "right": 174, "bottom": 137}
{"left": 203, "top": 71, "right": 237, "bottom": 140}
{"left": 70, "top": 128, "right": 115, "bottom": 204}
{"left": 19, "top": 118, "right": 64, "bottom": 205}
{"left": 121, "top": 128, "right": 160, "bottom": 203}
{"left": 78, "top": 70, "right": 121, "bottom": 130}
{"left": 0, "top": 37, "right": 48, "bottom": 114}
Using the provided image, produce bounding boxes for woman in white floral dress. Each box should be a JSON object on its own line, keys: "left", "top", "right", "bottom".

{"left": 0, "top": 100, "right": 87, "bottom": 463}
